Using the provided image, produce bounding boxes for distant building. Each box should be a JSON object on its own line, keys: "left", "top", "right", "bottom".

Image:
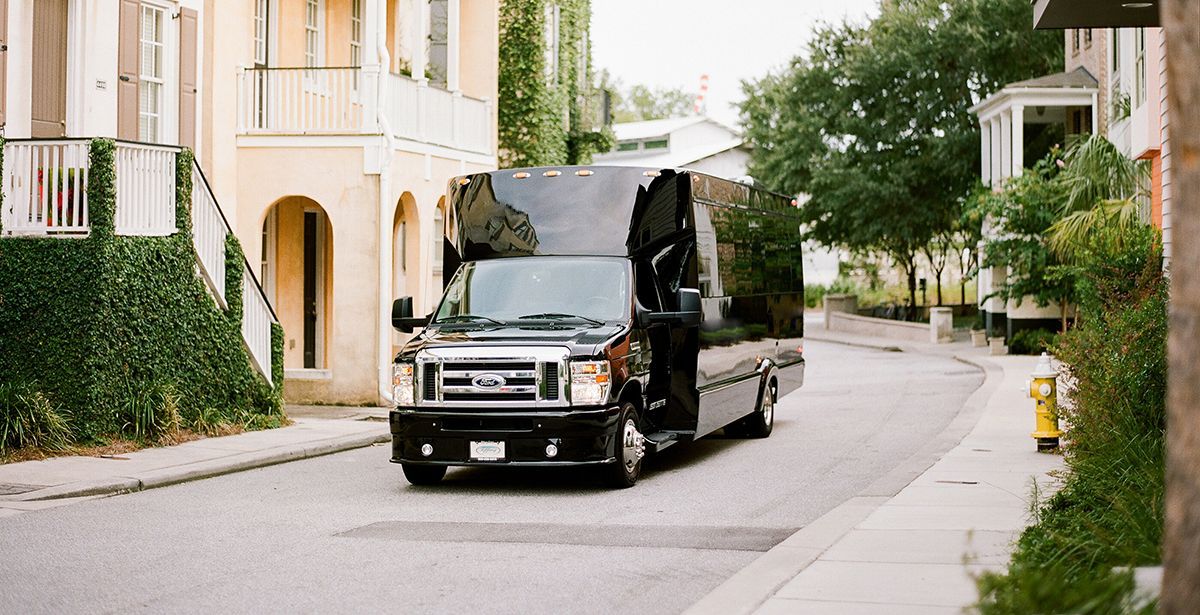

{"left": 593, "top": 116, "right": 750, "bottom": 179}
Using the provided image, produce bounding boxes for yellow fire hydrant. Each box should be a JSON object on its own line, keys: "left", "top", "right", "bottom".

{"left": 1028, "top": 352, "right": 1062, "bottom": 451}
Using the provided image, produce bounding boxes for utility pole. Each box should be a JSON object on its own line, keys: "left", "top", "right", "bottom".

{"left": 1162, "top": 0, "right": 1200, "bottom": 612}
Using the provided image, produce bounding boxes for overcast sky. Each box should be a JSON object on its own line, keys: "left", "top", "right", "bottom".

{"left": 590, "top": 0, "right": 880, "bottom": 128}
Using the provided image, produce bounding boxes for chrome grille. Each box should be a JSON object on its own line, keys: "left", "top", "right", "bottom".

{"left": 416, "top": 346, "right": 569, "bottom": 409}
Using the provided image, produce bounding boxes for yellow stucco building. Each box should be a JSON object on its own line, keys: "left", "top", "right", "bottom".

{"left": 207, "top": 0, "right": 499, "bottom": 405}
{"left": 1, "top": 0, "right": 499, "bottom": 406}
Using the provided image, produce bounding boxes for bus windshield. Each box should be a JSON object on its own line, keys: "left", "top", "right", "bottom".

{"left": 433, "top": 257, "right": 630, "bottom": 325}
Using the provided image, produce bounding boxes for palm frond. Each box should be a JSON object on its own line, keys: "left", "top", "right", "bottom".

{"left": 1047, "top": 198, "right": 1141, "bottom": 260}
{"left": 1058, "top": 135, "right": 1149, "bottom": 216}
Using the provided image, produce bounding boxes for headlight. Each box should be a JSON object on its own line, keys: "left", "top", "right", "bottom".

{"left": 570, "top": 360, "right": 611, "bottom": 406}
{"left": 393, "top": 362, "right": 415, "bottom": 406}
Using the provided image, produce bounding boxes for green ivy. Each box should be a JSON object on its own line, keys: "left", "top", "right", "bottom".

{"left": 0, "top": 140, "right": 283, "bottom": 443}
{"left": 498, "top": 0, "right": 611, "bottom": 167}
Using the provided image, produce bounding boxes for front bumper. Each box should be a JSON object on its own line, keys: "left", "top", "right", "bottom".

{"left": 389, "top": 405, "right": 622, "bottom": 466}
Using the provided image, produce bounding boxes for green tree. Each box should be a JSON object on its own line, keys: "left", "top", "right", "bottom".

{"left": 598, "top": 71, "right": 694, "bottom": 123}
{"left": 740, "top": 0, "right": 1061, "bottom": 309}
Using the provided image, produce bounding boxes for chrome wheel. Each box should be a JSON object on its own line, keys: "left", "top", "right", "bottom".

{"left": 762, "top": 388, "right": 775, "bottom": 426}
{"left": 621, "top": 418, "right": 645, "bottom": 474}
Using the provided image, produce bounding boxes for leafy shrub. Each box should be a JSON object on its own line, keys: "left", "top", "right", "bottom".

{"left": 121, "top": 381, "right": 182, "bottom": 442}
{"left": 0, "top": 382, "right": 72, "bottom": 454}
{"left": 804, "top": 284, "right": 828, "bottom": 309}
{"left": 977, "top": 227, "right": 1165, "bottom": 613}
{"left": 1008, "top": 328, "right": 1058, "bottom": 355}
{"left": 0, "top": 140, "right": 284, "bottom": 445}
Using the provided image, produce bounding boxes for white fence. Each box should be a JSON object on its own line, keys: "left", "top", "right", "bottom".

{"left": 191, "top": 163, "right": 229, "bottom": 307}
{"left": 238, "top": 67, "right": 364, "bottom": 134}
{"left": 242, "top": 266, "right": 275, "bottom": 384}
{"left": 236, "top": 67, "right": 493, "bottom": 154}
{"left": 115, "top": 142, "right": 177, "bottom": 236}
{"left": 1, "top": 139, "right": 90, "bottom": 235}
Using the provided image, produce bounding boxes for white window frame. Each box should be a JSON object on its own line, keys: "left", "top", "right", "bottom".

{"left": 1134, "top": 28, "right": 1147, "bottom": 107}
{"left": 303, "top": 0, "right": 327, "bottom": 93}
{"left": 350, "top": 0, "right": 362, "bottom": 67}
{"left": 254, "top": 0, "right": 269, "bottom": 66}
{"left": 138, "top": 3, "right": 176, "bottom": 144}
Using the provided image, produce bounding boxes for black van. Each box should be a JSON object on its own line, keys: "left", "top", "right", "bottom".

{"left": 389, "top": 167, "right": 805, "bottom": 487}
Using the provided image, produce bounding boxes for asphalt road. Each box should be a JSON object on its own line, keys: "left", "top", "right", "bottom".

{"left": 0, "top": 339, "right": 982, "bottom": 615}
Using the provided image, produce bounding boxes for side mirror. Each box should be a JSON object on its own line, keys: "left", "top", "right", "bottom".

{"left": 647, "top": 288, "right": 702, "bottom": 327}
{"left": 391, "top": 297, "right": 428, "bottom": 333}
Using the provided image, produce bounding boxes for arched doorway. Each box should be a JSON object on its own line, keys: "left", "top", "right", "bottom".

{"left": 262, "top": 196, "right": 333, "bottom": 371}
{"left": 393, "top": 193, "right": 420, "bottom": 345}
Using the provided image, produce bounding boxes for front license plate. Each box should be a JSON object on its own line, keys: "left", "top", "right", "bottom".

{"left": 469, "top": 440, "right": 506, "bottom": 461}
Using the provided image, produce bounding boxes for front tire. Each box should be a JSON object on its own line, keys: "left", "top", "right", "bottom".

{"left": 402, "top": 463, "right": 447, "bottom": 486}
{"left": 606, "top": 403, "right": 645, "bottom": 488}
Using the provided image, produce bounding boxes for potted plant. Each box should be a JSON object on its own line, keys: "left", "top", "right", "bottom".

{"left": 970, "top": 312, "right": 987, "bottom": 347}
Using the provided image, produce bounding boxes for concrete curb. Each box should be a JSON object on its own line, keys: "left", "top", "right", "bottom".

{"left": 684, "top": 346, "right": 1002, "bottom": 615}
{"left": 13, "top": 430, "right": 390, "bottom": 502}
{"left": 804, "top": 333, "right": 908, "bottom": 353}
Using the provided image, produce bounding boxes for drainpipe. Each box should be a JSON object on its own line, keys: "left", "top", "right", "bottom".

{"left": 376, "top": 1, "right": 399, "bottom": 405}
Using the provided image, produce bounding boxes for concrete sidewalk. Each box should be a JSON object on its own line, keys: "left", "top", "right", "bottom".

{"left": 0, "top": 411, "right": 389, "bottom": 511}
{"left": 689, "top": 329, "right": 1065, "bottom": 614}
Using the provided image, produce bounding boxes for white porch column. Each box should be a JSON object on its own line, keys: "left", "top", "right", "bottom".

{"left": 411, "top": 0, "right": 429, "bottom": 85}
{"left": 980, "top": 118, "right": 992, "bottom": 187}
{"left": 447, "top": 0, "right": 461, "bottom": 92}
{"left": 989, "top": 118, "right": 1002, "bottom": 189}
{"left": 360, "top": 0, "right": 385, "bottom": 134}
{"left": 999, "top": 109, "right": 1012, "bottom": 182}
{"left": 1010, "top": 104, "right": 1025, "bottom": 177}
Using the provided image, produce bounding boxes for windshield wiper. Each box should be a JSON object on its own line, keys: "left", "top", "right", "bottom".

{"left": 517, "top": 312, "right": 605, "bottom": 326}
{"left": 434, "top": 314, "right": 506, "bottom": 326}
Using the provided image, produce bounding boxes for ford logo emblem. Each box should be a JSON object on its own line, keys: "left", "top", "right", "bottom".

{"left": 472, "top": 374, "right": 506, "bottom": 389}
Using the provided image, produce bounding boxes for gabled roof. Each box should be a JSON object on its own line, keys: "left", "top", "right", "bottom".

{"left": 1007, "top": 66, "right": 1098, "bottom": 89}
{"left": 612, "top": 115, "right": 740, "bottom": 142}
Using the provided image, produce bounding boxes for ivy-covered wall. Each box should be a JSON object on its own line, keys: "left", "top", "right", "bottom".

{"left": 498, "top": 0, "right": 612, "bottom": 167}
{"left": 0, "top": 138, "right": 284, "bottom": 441}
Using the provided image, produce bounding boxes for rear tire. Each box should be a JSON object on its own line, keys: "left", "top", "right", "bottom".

{"left": 402, "top": 463, "right": 447, "bottom": 486}
{"left": 739, "top": 381, "right": 777, "bottom": 439}
{"left": 734, "top": 384, "right": 775, "bottom": 439}
{"left": 606, "top": 403, "right": 645, "bottom": 488}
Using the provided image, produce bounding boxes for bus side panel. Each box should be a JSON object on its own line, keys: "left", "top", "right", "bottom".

{"left": 692, "top": 186, "right": 806, "bottom": 436}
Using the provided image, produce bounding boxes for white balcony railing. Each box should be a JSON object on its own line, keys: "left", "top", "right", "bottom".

{"left": 238, "top": 66, "right": 493, "bottom": 155}
{"left": 114, "top": 142, "right": 177, "bottom": 236}
{"left": 191, "top": 163, "right": 229, "bottom": 307}
{"left": 242, "top": 266, "right": 274, "bottom": 383}
{"left": 1, "top": 139, "right": 90, "bottom": 235}
{"left": 2, "top": 140, "right": 176, "bottom": 237}
{"left": 238, "top": 66, "right": 364, "bottom": 134}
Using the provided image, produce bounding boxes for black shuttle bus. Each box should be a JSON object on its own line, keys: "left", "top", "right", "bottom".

{"left": 389, "top": 167, "right": 805, "bottom": 487}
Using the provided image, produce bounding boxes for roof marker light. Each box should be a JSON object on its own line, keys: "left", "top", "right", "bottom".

{"left": 513, "top": 172, "right": 531, "bottom": 179}
{"left": 457, "top": 177, "right": 471, "bottom": 186}
{"left": 643, "top": 170, "right": 661, "bottom": 177}
{"left": 543, "top": 170, "right": 562, "bottom": 177}
{"left": 575, "top": 169, "right": 594, "bottom": 176}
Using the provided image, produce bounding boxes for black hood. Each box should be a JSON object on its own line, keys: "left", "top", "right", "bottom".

{"left": 398, "top": 323, "right": 626, "bottom": 360}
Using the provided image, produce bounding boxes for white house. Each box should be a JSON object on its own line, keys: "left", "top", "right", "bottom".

{"left": 592, "top": 116, "right": 750, "bottom": 179}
